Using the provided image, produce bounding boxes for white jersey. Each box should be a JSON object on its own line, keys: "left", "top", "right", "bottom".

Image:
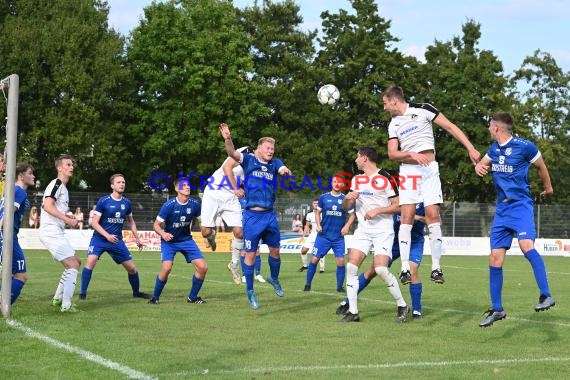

{"left": 351, "top": 169, "right": 397, "bottom": 233}
{"left": 40, "top": 178, "right": 69, "bottom": 230}
{"left": 388, "top": 102, "right": 439, "bottom": 153}
{"left": 204, "top": 157, "right": 245, "bottom": 198}
{"left": 306, "top": 211, "right": 316, "bottom": 228}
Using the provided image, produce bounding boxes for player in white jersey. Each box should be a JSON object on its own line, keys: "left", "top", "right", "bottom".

{"left": 298, "top": 199, "right": 325, "bottom": 273}
{"left": 39, "top": 155, "right": 81, "bottom": 313}
{"left": 383, "top": 86, "right": 480, "bottom": 285}
{"left": 340, "top": 147, "right": 408, "bottom": 323}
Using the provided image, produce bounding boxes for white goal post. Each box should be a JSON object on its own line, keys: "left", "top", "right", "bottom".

{"left": 1, "top": 74, "right": 20, "bottom": 319}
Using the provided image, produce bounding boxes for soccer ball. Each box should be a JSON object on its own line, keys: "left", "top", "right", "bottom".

{"left": 317, "top": 84, "right": 340, "bottom": 105}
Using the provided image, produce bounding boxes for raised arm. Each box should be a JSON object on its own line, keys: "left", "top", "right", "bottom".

{"left": 219, "top": 123, "right": 241, "bottom": 162}
{"left": 434, "top": 113, "right": 481, "bottom": 165}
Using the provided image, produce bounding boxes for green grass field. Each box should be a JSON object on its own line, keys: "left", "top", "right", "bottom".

{"left": 2, "top": 250, "right": 570, "bottom": 379}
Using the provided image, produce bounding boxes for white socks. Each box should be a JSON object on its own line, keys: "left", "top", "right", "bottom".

{"left": 60, "top": 268, "right": 78, "bottom": 309}
{"left": 231, "top": 238, "right": 243, "bottom": 265}
{"left": 375, "top": 266, "right": 406, "bottom": 307}
{"left": 398, "top": 224, "right": 412, "bottom": 272}
{"left": 428, "top": 223, "right": 443, "bottom": 270}
{"left": 346, "top": 263, "right": 359, "bottom": 314}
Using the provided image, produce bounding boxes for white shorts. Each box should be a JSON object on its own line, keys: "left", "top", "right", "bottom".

{"left": 348, "top": 228, "right": 394, "bottom": 258}
{"left": 201, "top": 190, "right": 242, "bottom": 228}
{"left": 302, "top": 231, "right": 317, "bottom": 249}
{"left": 398, "top": 161, "right": 443, "bottom": 206}
{"left": 39, "top": 225, "right": 75, "bottom": 262}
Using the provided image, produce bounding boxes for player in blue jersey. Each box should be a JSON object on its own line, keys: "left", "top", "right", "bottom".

{"left": 0, "top": 163, "right": 35, "bottom": 304}
{"left": 80, "top": 174, "right": 151, "bottom": 300}
{"left": 304, "top": 176, "right": 355, "bottom": 292}
{"left": 149, "top": 177, "right": 207, "bottom": 304}
{"left": 336, "top": 203, "right": 426, "bottom": 319}
{"left": 220, "top": 122, "right": 291, "bottom": 310}
{"left": 383, "top": 86, "right": 480, "bottom": 285}
{"left": 475, "top": 112, "right": 555, "bottom": 327}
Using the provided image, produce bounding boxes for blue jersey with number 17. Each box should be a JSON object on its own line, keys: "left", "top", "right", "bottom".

{"left": 485, "top": 137, "right": 540, "bottom": 203}
{"left": 318, "top": 192, "right": 353, "bottom": 240}
{"left": 240, "top": 153, "right": 285, "bottom": 210}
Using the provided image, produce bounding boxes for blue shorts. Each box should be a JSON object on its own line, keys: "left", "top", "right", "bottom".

{"left": 491, "top": 199, "right": 536, "bottom": 250}
{"left": 242, "top": 209, "right": 280, "bottom": 253}
{"left": 390, "top": 235, "right": 424, "bottom": 267}
{"left": 161, "top": 239, "right": 203, "bottom": 263}
{"left": 88, "top": 237, "right": 132, "bottom": 264}
{"left": 0, "top": 238, "right": 27, "bottom": 274}
{"left": 312, "top": 235, "right": 346, "bottom": 259}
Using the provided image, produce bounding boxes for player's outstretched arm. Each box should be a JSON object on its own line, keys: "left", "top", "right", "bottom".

{"left": 219, "top": 123, "right": 240, "bottom": 162}
{"left": 434, "top": 113, "right": 481, "bottom": 165}
{"left": 475, "top": 156, "right": 492, "bottom": 177}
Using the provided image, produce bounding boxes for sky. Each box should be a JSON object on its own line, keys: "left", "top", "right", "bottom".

{"left": 106, "top": 0, "right": 570, "bottom": 75}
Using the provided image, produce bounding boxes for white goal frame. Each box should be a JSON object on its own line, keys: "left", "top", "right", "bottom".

{"left": 1, "top": 74, "right": 20, "bottom": 319}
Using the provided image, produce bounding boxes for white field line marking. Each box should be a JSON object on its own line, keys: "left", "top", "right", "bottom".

{"left": 6, "top": 319, "right": 157, "bottom": 380}
{"left": 168, "top": 356, "right": 570, "bottom": 378}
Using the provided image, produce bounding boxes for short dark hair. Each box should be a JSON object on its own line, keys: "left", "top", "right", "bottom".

{"left": 357, "top": 146, "right": 378, "bottom": 163}
{"left": 16, "top": 163, "right": 34, "bottom": 179}
{"left": 491, "top": 112, "right": 514, "bottom": 132}
{"left": 110, "top": 173, "right": 125, "bottom": 184}
{"left": 55, "top": 154, "right": 74, "bottom": 169}
{"left": 382, "top": 86, "right": 406, "bottom": 102}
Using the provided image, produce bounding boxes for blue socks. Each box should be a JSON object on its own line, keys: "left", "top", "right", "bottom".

{"left": 268, "top": 255, "right": 281, "bottom": 280}
{"left": 80, "top": 267, "right": 93, "bottom": 296}
{"left": 11, "top": 278, "right": 25, "bottom": 304}
{"left": 188, "top": 275, "right": 204, "bottom": 301}
{"left": 306, "top": 262, "right": 317, "bottom": 285}
{"left": 524, "top": 249, "right": 551, "bottom": 297}
{"left": 242, "top": 262, "right": 254, "bottom": 291}
{"left": 489, "top": 266, "right": 503, "bottom": 311}
{"left": 410, "top": 282, "right": 422, "bottom": 313}
{"left": 336, "top": 265, "right": 346, "bottom": 290}
{"left": 153, "top": 275, "right": 167, "bottom": 299}
{"left": 128, "top": 272, "right": 141, "bottom": 296}
{"left": 255, "top": 255, "right": 261, "bottom": 275}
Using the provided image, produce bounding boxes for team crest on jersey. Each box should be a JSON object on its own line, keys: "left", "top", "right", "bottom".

{"left": 411, "top": 114, "right": 418, "bottom": 120}
{"left": 505, "top": 147, "right": 512, "bottom": 156}
{"left": 121, "top": 204, "right": 125, "bottom": 210}
{"left": 186, "top": 208, "right": 191, "bottom": 214}
{"left": 338, "top": 199, "right": 342, "bottom": 204}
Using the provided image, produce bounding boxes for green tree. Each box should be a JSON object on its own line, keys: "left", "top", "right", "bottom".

{"left": 0, "top": 0, "right": 134, "bottom": 190}
{"left": 238, "top": 0, "right": 336, "bottom": 187}
{"left": 418, "top": 21, "right": 513, "bottom": 202}
{"left": 125, "top": 0, "right": 267, "bottom": 187}
{"left": 315, "top": 0, "right": 420, "bottom": 175}
{"left": 510, "top": 50, "right": 570, "bottom": 203}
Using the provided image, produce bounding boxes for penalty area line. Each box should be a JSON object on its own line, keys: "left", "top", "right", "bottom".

{"left": 6, "top": 319, "right": 157, "bottom": 380}
{"left": 169, "top": 356, "right": 570, "bottom": 377}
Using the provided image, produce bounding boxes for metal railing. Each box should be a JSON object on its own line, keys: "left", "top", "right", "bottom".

{"left": 24, "top": 192, "right": 569, "bottom": 239}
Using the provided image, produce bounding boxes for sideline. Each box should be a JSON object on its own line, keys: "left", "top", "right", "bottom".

{"left": 6, "top": 319, "right": 157, "bottom": 380}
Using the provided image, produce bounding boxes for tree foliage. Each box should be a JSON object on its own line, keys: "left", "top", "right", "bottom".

{"left": 125, "top": 0, "right": 268, "bottom": 187}
{"left": 0, "top": 0, "right": 568, "bottom": 204}
{"left": 0, "top": 0, "right": 133, "bottom": 190}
